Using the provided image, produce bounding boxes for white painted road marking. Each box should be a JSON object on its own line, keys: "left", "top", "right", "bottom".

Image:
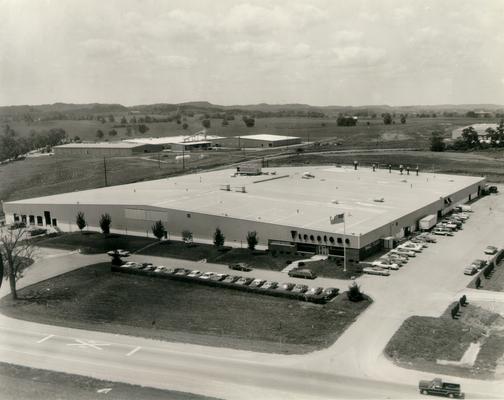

{"left": 36, "top": 334, "right": 55, "bottom": 344}
{"left": 67, "top": 339, "right": 111, "bottom": 350}
{"left": 126, "top": 346, "right": 141, "bottom": 356}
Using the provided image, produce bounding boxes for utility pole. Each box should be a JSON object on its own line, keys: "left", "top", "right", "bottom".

{"left": 158, "top": 153, "right": 160, "bottom": 169}
{"left": 103, "top": 157, "right": 108, "bottom": 187}
{"left": 182, "top": 147, "right": 185, "bottom": 171}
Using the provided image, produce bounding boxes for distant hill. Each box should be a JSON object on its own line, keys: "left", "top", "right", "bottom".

{"left": 0, "top": 101, "right": 502, "bottom": 118}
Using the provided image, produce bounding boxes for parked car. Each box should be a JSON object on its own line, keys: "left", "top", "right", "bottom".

{"left": 380, "top": 256, "right": 406, "bottom": 266}
{"left": 391, "top": 248, "right": 416, "bottom": 257}
{"left": 363, "top": 266, "right": 390, "bottom": 276}
{"left": 471, "top": 259, "right": 487, "bottom": 270}
{"left": 432, "top": 228, "right": 454, "bottom": 236}
{"left": 122, "top": 261, "right": 138, "bottom": 269}
{"left": 397, "top": 242, "right": 423, "bottom": 252}
{"left": 279, "top": 282, "right": 295, "bottom": 291}
{"left": 154, "top": 265, "right": 167, "bottom": 273}
{"left": 235, "top": 277, "right": 253, "bottom": 286}
{"left": 384, "top": 253, "right": 408, "bottom": 264}
{"left": 371, "top": 260, "right": 399, "bottom": 270}
{"left": 249, "top": 278, "right": 266, "bottom": 288}
{"left": 159, "top": 267, "right": 175, "bottom": 275}
{"left": 488, "top": 185, "right": 498, "bottom": 193}
{"left": 306, "top": 287, "right": 323, "bottom": 296}
{"left": 228, "top": 263, "right": 252, "bottom": 272}
{"left": 199, "top": 271, "right": 214, "bottom": 280}
{"left": 484, "top": 245, "right": 498, "bottom": 255}
{"left": 174, "top": 268, "right": 191, "bottom": 276}
{"left": 107, "top": 249, "right": 130, "bottom": 257}
{"left": 28, "top": 228, "right": 47, "bottom": 237}
{"left": 262, "top": 281, "right": 278, "bottom": 290}
{"left": 321, "top": 287, "right": 339, "bottom": 299}
{"left": 209, "top": 273, "right": 227, "bottom": 281}
{"left": 222, "top": 275, "right": 240, "bottom": 283}
{"left": 187, "top": 270, "right": 202, "bottom": 278}
{"left": 291, "top": 284, "right": 308, "bottom": 293}
{"left": 288, "top": 269, "right": 317, "bottom": 279}
{"left": 463, "top": 265, "right": 477, "bottom": 275}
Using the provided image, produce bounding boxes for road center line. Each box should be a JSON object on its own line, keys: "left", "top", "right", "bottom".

{"left": 126, "top": 346, "right": 141, "bottom": 356}
{"left": 36, "top": 334, "right": 55, "bottom": 344}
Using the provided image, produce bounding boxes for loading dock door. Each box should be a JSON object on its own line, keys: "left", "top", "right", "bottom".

{"left": 44, "top": 211, "right": 51, "bottom": 225}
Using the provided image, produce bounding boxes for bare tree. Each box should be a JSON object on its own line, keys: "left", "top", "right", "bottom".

{"left": 0, "top": 227, "right": 36, "bottom": 300}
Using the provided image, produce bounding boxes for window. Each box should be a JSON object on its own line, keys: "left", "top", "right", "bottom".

{"left": 329, "top": 237, "right": 335, "bottom": 244}
{"left": 337, "top": 237, "right": 342, "bottom": 244}
{"left": 14, "top": 214, "right": 19, "bottom": 222}
{"left": 317, "top": 235, "right": 321, "bottom": 242}
{"left": 29, "top": 215, "right": 35, "bottom": 225}
{"left": 37, "top": 216, "right": 43, "bottom": 225}
{"left": 310, "top": 235, "right": 314, "bottom": 241}
{"left": 303, "top": 234, "right": 308, "bottom": 241}
{"left": 187, "top": 213, "right": 191, "bottom": 218}
{"left": 323, "top": 235, "right": 327, "bottom": 242}
{"left": 345, "top": 238, "right": 350, "bottom": 245}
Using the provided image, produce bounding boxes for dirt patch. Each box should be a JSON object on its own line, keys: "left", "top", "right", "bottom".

{"left": 0, "top": 263, "right": 371, "bottom": 354}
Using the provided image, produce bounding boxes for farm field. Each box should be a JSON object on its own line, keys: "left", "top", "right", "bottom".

{"left": 0, "top": 263, "right": 371, "bottom": 354}
{"left": 7, "top": 116, "right": 483, "bottom": 146}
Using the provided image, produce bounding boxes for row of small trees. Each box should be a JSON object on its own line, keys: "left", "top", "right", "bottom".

{"left": 450, "top": 295, "right": 468, "bottom": 319}
{"left": 76, "top": 212, "right": 259, "bottom": 250}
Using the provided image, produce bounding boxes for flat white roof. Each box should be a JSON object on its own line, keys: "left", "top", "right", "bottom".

{"left": 238, "top": 134, "right": 300, "bottom": 141}
{"left": 125, "top": 135, "right": 223, "bottom": 146}
{"left": 7, "top": 166, "right": 483, "bottom": 235}
{"left": 55, "top": 142, "right": 145, "bottom": 149}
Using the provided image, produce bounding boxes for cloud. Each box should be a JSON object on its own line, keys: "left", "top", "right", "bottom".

{"left": 329, "top": 46, "right": 386, "bottom": 68}
{"left": 81, "top": 39, "right": 127, "bottom": 58}
{"left": 156, "top": 55, "right": 195, "bottom": 68}
{"left": 221, "top": 41, "right": 311, "bottom": 59}
{"left": 333, "top": 30, "right": 364, "bottom": 44}
{"left": 221, "top": 3, "right": 326, "bottom": 35}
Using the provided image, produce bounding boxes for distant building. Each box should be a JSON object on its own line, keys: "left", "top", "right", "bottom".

{"left": 451, "top": 123, "right": 498, "bottom": 141}
{"left": 214, "top": 134, "right": 301, "bottom": 148}
{"left": 53, "top": 142, "right": 163, "bottom": 158}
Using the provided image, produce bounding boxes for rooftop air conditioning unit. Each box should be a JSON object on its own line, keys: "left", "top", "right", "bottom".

{"left": 234, "top": 186, "right": 246, "bottom": 193}
{"left": 220, "top": 184, "right": 231, "bottom": 191}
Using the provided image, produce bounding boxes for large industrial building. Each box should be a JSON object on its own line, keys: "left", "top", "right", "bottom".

{"left": 4, "top": 165, "right": 484, "bottom": 262}
{"left": 54, "top": 142, "right": 163, "bottom": 157}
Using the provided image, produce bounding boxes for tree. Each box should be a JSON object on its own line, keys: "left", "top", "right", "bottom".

{"left": 0, "top": 227, "right": 36, "bottom": 299}
{"left": 182, "top": 123, "right": 189, "bottom": 130}
{"left": 202, "top": 119, "right": 211, "bottom": 129}
{"left": 222, "top": 118, "right": 229, "bottom": 126}
{"left": 108, "top": 129, "right": 118, "bottom": 137}
{"left": 430, "top": 132, "right": 446, "bottom": 152}
{"left": 138, "top": 124, "right": 149, "bottom": 134}
{"left": 120, "top": 116, "right": 127, "bottom": 124}
{"left": 151, "top": 220, "right": 165, "bottom": 240}
{"left": 182, "top": 230, "right": 193, "bottom": 244}
{"left": 76, "top": 211, "right": 87, "bottom": 233}
{"left": 382, "top": 113, "right": 393, "bottom": 125}
{"left": 461, "top": 126, "right": 479, "bottom": 147}
{"left": 99, "top": 213, "right": 112, "bottom": 235}
{"left": 400, "top": 114, "right": 407, "bottom": 124}
{"left": 246, "top": 231, "right": 258, "bottom": 250}
{"left": 336, "top": 115, "right": 357, "bottom": 126}
{"left": 74, "top": 135, "right": 81, "bottom": 142}
{"left": 108, "top": 115, "right": 115, "bottom": 123}
{"left": 213, "top": 228, "right": 225, "bottom": 247}
{"left": 347, "top": 282, "right": 364, "bottom": 302}
{"left": 242, "top": 116, "right": 255, "bottom": 127}
{"left": 96, "top": 130, "right": 104, "bottom": 139}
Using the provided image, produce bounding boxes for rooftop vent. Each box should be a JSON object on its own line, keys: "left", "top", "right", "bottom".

{"left": 234, "top": 186, "right": 246, "bottom": 193}
{"left": 220, "top": 184, "right": 231, "bottom": 191}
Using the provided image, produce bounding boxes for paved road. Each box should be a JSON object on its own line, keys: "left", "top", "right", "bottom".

{"left": 2, "top": 192, "right": 504, "bottom": 399}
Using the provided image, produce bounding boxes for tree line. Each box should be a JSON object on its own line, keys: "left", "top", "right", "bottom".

{"left": 0, "top": 125, "right": 67, "bottom": 161}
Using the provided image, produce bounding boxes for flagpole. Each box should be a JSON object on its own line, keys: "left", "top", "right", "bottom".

{"left": 343, "top": 213, "right": 347, "bottom": 272}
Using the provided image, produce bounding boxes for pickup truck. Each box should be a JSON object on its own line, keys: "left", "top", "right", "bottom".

{"left": 419, "top": 378, "right": 464, "bottom": 398}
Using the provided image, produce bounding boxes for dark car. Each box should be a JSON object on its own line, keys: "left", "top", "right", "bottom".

{"left": 489, "top": 185, "right": 498, "bottom": 193}
{"left": 235, "top": 277, "right": 253, "bottom": 286}
{"left": 419, "top": 378, "right": 464, "bottom": 398}
{"left": 222, "top": 275, "right": 240, "bottom": 283}
{"left": 228, "top": 263, "right": 252, "bottom": 272}
{"left": 288, "top": 269, "right": 317, "bottom": 279}
{"left": 278, "top": 282, "right": 295, "bottom": 291}
{"left": 291, "top": 284, "right": 308, "bottom": 293}
{"left": 322, "top": 287, "right": 339, "bottom": 300}
{"left": 262, "top": 281, "right": 278, "bottom": 290}
{"left": 174, "top": 268, "right": 191, "bottom": 276}
{"left": 249, "top": 279, "right": 266, "bottom": 288}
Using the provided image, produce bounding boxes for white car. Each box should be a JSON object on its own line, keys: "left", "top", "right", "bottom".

{"left": 484, "top": 246, "right": 498, "bottom": 255}
{"left": 432, "top": 228, "right": 454, "bottom": 236}
{"left": 107, "top": 249, "right": 130, "bottom": 257}
{"left": 199, "top": 271, "right": 215, "bottom": 280}
{"left": 187, "top": 270, "right": 202, "bottom": 278}
{"left": 154, "top": 265, "right": 167, "bottom": 273}
{"left": 397, "top": 242, "right": 423, "bottom": 252}
{"left": 122, "top": 261, "right": 138, "bottom": 269}
{"left": 363, "top": 266, "right": 390, "bottom": 276}
{"left": 391, "top": 248, "right": 416, "bottom": 257}
{"left": 372, "top": 260, "right": 399, "bottom": 270}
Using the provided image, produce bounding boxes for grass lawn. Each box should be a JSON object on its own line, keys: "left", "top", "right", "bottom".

{"left": 302, "top": 259, "right": 363, "bottom": 280}
{"left": 37, "top": 231, "right": 156, "bottom": 254}
{"left": 0, "top": 263, "right": 371, "bottom": 354}
{"left": 384, "top": 303, "right": 504, "bottom": 379}
{"left": 467, "top": 260, "right": 504, "bottom": 292}
{"left": 0, "top": 362, "right": 217, "bottom": 400}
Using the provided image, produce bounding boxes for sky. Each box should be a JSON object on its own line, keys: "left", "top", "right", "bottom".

{"left": 1, "top": 0, "right": 503, "bottom": 107}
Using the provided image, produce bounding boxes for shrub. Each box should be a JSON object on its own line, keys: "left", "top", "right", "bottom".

{"left": 459, "top": 295, "right": 467, "bottom": 306}
{"left": 475, "top": 276, "right": 481, "bottom": 289}
{"left": 151, "top": 220, "right": 166, "bottom": 240}
{"left": 99, "top": 213, "right": 111, "bottom": 235}
{"left": 76, "top": 211, "right": 86, "bottom": 232}
{"left": 347, "top": 282, "right": 364, "bottom": 302}
{"left": 246, "top": 231, "right": 258, "bottom": 251}
{"left": 182, "top": 230, "right": 193, "bottom": 244}
{"left": 483, "top": 264, "right": 494, "bottom": 279}
{"left": 213, "top": 228, "right": 225, "bottom": 247}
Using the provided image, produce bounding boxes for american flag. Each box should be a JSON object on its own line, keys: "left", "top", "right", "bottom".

{"left": 330, "top": 213, "right": 345, "bottom": 224}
